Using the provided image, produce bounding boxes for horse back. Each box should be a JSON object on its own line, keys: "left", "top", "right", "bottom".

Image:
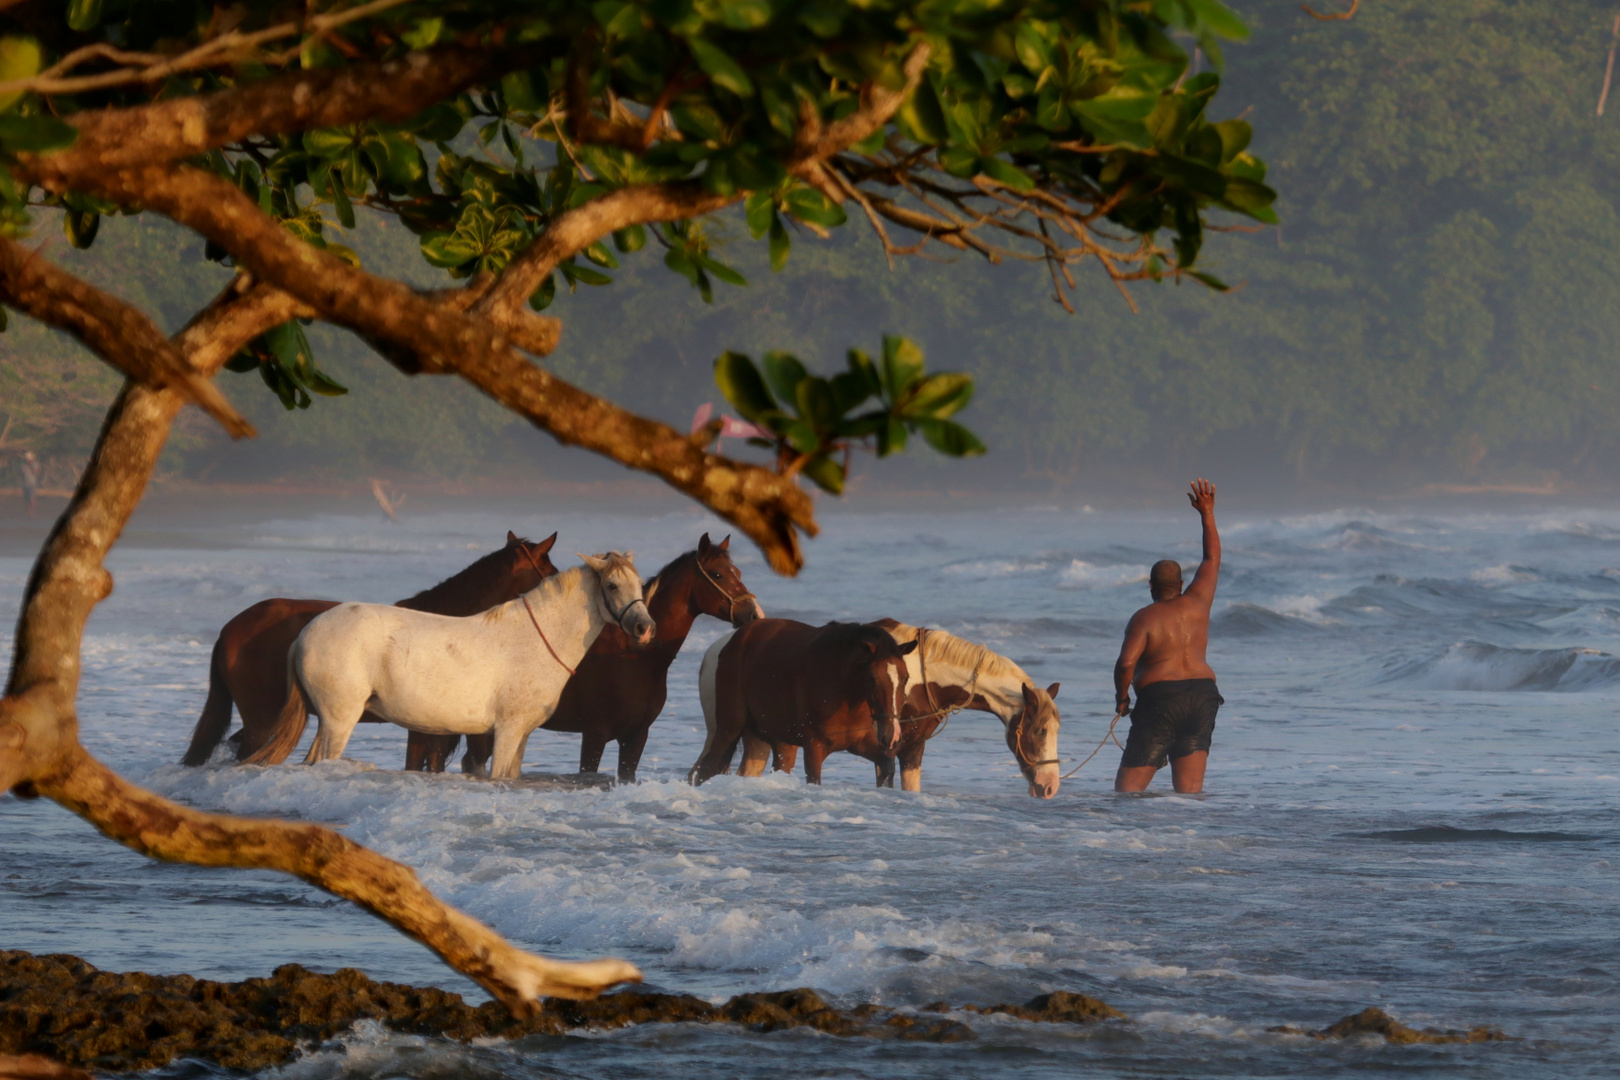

{"left": 725, "top": 619, "right": 882, "bottom": 746}
{"left": 220, "top": 598, "right": 342, "bottom": 748}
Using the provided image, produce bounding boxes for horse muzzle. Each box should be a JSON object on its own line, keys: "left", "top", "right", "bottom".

{"left": 1026, "top": 766, "right": 1060, "bottom": 800}
{"left": 731, "top": 596, "right": 765, "bottom": 627}
{"left": 618, "top": 600, "right": 656, "bottom": 646}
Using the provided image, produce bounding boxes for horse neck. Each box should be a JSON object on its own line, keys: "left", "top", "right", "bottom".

{"left": 513, "top": 567, "right": 603, "bottom": 659}
{"left": 398, "top": 552, "right": 518, "bottom": 615}
{"left": 916, "top": 635, "right": 1026, "bottom": 725}
{"left": 646, "top": 557, "right": 701, "bottom": 646}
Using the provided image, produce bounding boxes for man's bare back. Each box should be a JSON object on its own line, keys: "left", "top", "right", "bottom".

{"left": 1112, "top": 479, "right": 1222, "bottom": 793}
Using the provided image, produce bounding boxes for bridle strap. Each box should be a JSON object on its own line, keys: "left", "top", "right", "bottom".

{"left": 521, "top": 593, "right": 576, "bottom": 676}
{"left": 697, "top": 558, "right": 756, "bottom": 622}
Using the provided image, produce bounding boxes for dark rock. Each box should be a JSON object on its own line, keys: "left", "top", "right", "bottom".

{"left": 0, "top": 951, "right": 1126, "bottom": 1073}
{"left": 1267, "top": 1006, "right": 1514, "bottom": 1044}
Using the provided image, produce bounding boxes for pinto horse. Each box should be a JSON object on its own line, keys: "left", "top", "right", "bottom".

{"left": 261, "top": 554, "right": 654, "bottom": 779}
{"left": 733, "top": 620, "right": 1064, "bottom": 798}
{"left": 689, "top": 619, "right": 916, "bottom": 786}
{"left": 180, "top": 531, "right": 557, "bottom": 766}
{"left": 439, "top": 533, "right": 763, "bottom": 779}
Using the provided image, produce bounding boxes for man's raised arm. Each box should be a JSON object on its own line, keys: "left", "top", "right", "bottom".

{"left": 1184, "top": 478, "right": 1221, "bottom": 603}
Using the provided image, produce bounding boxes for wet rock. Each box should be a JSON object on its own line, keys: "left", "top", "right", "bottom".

{"left": 0, "top": 951, "right": 1123, "bottom": 1073}
{"left": 1267, "top": 1006, "right": 1514, "bottom": 1044}
{"left": 0, "top": 1054, "right": 92, "bottom": 1080}
{"left": 965, "top": 990, "right": 1127, "bottom": 1024}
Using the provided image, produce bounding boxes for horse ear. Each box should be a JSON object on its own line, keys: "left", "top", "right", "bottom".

{"left": 578, "top": 553, "right": 608, "bottom": 571}
{"left": 642, "top": 576, "right": 659, "bottom": 605}
{"left": 699, "top": 533, "right": 711, "bottom": 555}
{"left": 859, "top": 638, "right": 878, "bottom": 655}
{"left": 719, "top": 534, "right": 731, "bottom": 550}
{"left": 535, "top": 532, "right": 558, "bottom": 555}
{"left": 1022, "top": 682, "right": 1040, "bottom": 706}
{"left": 1046, "top": 682, "right": 1061, "bottom": 699}
{"left": 507, "top": 530, "right": 519, "bottom": 545}
{"left": 896, "top": 639, "right": 918, "bottom": 656}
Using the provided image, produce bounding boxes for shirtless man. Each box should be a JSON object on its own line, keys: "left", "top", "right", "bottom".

{"left": 1112, "top": 478, "right": 1222, "bottom": 794}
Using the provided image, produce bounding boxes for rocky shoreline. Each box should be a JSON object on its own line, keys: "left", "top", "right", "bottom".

{"left": 0, "top": 951, "right": 1509, "bottom": 1074}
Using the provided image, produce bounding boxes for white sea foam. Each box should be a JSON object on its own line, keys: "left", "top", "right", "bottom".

{"left": 1058, "top": 560, "right": 1148, "bottom": 588}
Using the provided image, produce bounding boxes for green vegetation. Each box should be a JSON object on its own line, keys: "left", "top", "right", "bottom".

{"left": 4, "top": 0, "right": 1618, "bottom": 492}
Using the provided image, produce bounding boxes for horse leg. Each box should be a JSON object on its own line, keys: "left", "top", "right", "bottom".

{"left": 688, "top": 661, "right": 748, "bottom": 786}
{"left": 873, "top": 756, "right": 896, "bottom": 788}
{"left": 302, "top": 696, "right": 364, "bottom": 764}
{"left": 898, "top": 742, "right": 926, "bottom": 792}
{"left": 802, "top": 741, "right": 829, "bottom": 785}
{"left": 579, "top": 730, "right": 609, "bottom": 775}
{"left": 771, "top": 744, "right": 798, "bottom": 773}
{"left": 614, "top": 725, "right": 651, "bottom": 784}
{"left": 461, "top": 731, "right": 493, "bottom": 775}
{"left": 738, "top": 732, "right": 772, "bottom": 777}
{"left": 488, "top": 725, "right": 529, "bottom": 781}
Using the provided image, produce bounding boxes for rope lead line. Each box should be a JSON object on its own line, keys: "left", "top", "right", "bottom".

{"left": 1061, "top": 708, "right": 1128, "bottom": 779}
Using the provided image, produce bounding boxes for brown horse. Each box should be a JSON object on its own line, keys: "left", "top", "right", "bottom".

{"left": 180, "top": 531, "right": 557, "bottom": 766}
{"left": 425, "top": 533, "right": 763, "bottom": 780}
{"left": 689, "top": 619, "right": 917, "bottom": 786}
{"left": 737, "top": 620, "right": 1065, "bottom": 798}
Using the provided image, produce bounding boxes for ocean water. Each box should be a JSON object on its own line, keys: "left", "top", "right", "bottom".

{"left": 3, "top": 501, "right": 1617, "bottom": 1078}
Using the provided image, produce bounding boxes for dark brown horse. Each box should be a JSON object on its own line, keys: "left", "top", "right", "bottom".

{"left": 689, "top": 619, "right": 916, "bottom": 786}
{"left": 180, "top": 531, "right": 557, "bottom": 766}
{"left": 425, "top": 533, "right": 763, "bottom": 780}
{"left": 738, "top": 620, "right": 1065, "bottom": 798}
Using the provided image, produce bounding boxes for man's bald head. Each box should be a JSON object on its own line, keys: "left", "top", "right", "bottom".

{"left": 1150, "top": 559, "right": 1184, "bottom": 600}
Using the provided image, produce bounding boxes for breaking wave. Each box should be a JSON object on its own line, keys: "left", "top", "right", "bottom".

{"left": 1377, "top": 641, "right": 1620, "bottom": 692}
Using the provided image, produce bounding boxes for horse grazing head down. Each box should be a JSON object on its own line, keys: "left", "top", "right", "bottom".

{"left": 1009, "top": 682, "right": 1063, "bottom": 799}
{"left": 580, "top": 552, "right": 656, "bottom": 646}
{"left": 850, "top": 626, "right": 918, "bottom": 755}
{"left": 507, "top": 530, "right": 559, "bottom": 588}
{"left": 695, "top": 532, "right": 764, "bottom": 626}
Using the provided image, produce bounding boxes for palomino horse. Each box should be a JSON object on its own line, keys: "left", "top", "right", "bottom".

{"left": 181, "top": 532, "right": 557, "bottom": 766}
{"left": 689, "top": 619, "right": 916, "bottom": 786}
{"left": 732, "top": 620, "right": 1064, "bottom": 798}
{"left": 256, "top": 554, "right": 654, "bottom": 779}
{"left": 441, "top": 534, "right": 764, "bottom": 780}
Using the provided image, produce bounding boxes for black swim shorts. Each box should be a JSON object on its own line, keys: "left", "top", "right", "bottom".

{"left": 1120, "top": 678, "right": 1222, "bottom": 770}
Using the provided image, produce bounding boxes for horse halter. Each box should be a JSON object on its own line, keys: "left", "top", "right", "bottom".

{"left": 1007, "top": 695, "right": 1061, "bottom": 778}
{"left": 696, "top": 555, "right": 757, "bottom": 623}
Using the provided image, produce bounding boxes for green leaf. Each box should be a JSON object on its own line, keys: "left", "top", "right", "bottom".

{"left": 63, "top": 208, "right": 98, "bottom": 249}
{"left": 715, "top": 351, "right": 778, "bottom": 422}
{"left": 980, "top": 157, "right": 1035, "bottom": 192}
{"left": 400, "top": 17, "right": 444, "bottom": 49}
{"left": 796, "top": 376, "right": 838, "bottom": 433}
{"left": 762, "top": 351, "right": 807, "bottom": 404}
{"left": 613, "top": 225, "right": 647, "bottom": 252}
{"left": 529, "top": 273, "right": 557, "bottom": 311}
{"left": 768, "top": 213, "right": 790, "bottom": 271}
{"left": 895, "top": 78, "right": 949, "bottom": 145}
{"left": 584, "top": 241, "right": 619, "bottom": 268}
{"left": 696, "top": 254, "right": 746, "bottom": 287}
{"left": 1222, "top": 177, "right": 1278, "bottom": 216}
{"left": 501, "top": 70, "right": 547, "bottom": 113}
{"left": 880, "top": 335, "right": 925, "bottom": 400}
{"left": 1212, "top": 119, "right": 1251, "bottom": 162}
{"left": 303, "top": 126, "right": 357, "bottom": 159}
{"left": 846, "top": 348, "right": 880, "bottom": 397}
{"left": 1183, "top": 0, "right": 1251, "bottom": 41}
{"left": 0, "top": 37, "right": 42, "bottom": 113}
{"left": 1014, "top": 24, "right": 1053, "bottom": 74}
{"left": 1188, "top": 270, "right": 1229, "bottom": 290}
{"left": 408, "top": 103, "right": 465, "bottom": 143}
{"left": 916, "top": 418, "right": 987, "bottom": 457}
{"left": 877, "top": 414, "right": 907, "bottom": 456}
{"left": 66, "top": 0, "right": 103, "bottom": 32}
{"left": 688, "top": 39, "right": 754, "bottom": 97}
{"left": 800, "top": 454, "right": 845, "bottom": 494}
{"left": 717, "top": 0, "right": 773, "bottom": 30}
{"left": 745, "top": 189, "right": 775, "bottom": 238}
{"left": 329, "top": 178, "right": 355, "bottom": 229}
{"left": 903, "top": 372, "right": 974, "bottom": 418}
{"left": 0, "top": 114, "right": 76, "bottom": 154}
{"left": 304, "top": 367, "right": 349, "bottom": 396}
{"left": 568, "top": 262, "right": 614, "bottom": 285}
{"left": 782, "top": 187, "right": 847, "bottom": 228}
{"left": 224, "top": 352, "right": 259, "bottom": 374}
{"left": 420, "top": 232, "right": 480, "bottom": 268}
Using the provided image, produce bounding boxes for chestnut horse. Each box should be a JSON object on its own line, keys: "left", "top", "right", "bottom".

{"left": 689, "top": 619, "right": 916, "bottom": 786}
{"left": 733, "top": 620, "right": 1064, "bottom": 798}
{"left": 428, "top": 534, "right": 763, "bottom": 779}
{"left": 180, "top": 531, "right": 557, "bottom": 766}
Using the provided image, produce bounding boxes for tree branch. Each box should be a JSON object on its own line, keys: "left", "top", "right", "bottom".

{"left": 0, "top": 237, "right": 253, "bottom": 437}
{"left": 79, "top": 164, "right": 817, "bottom": 573}
{"left": 16, "top": 42, "right": 540, "bottom": 185}
{"left": 1, "top": 273, "right": 641, "bottom": 1011}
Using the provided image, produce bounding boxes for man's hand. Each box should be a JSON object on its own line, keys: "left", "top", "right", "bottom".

{"left": 1188, "top": 478, "right": 1216, "bottom": 515}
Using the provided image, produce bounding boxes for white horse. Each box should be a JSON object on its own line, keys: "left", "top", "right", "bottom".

{"left": 277, "top": 553, "right": 654, "bottom": 779}
{"left": 701, "top": 619, "right": 1063, "bottom": 797}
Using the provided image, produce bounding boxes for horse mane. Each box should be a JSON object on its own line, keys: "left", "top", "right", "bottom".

{"left": 648, "top": 548, "right": 696, "bottom": 589}
{"left": 881, "top": 620, "right": 1033, "bottom": 688}
{"left": 397, "top": 538, "right": 532, "bottom": 611}
{"left": 481, "top": 564, "right": 586, "bottom": 623}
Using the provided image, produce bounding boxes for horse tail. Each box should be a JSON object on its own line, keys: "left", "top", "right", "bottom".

{"left": 243, "top": 651, "right": 309, "bottom": 766}
{"left": 180, "top": 636, "right": 235, "bottom": 766}
{"left": 690, "top": 630, "right": 738, "bottom": 783}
